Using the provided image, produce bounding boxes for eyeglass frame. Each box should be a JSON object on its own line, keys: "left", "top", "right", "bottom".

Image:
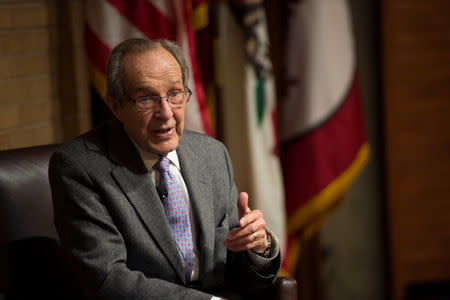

{"left": 125, "top": 87, "right": 192, "bottom": 112}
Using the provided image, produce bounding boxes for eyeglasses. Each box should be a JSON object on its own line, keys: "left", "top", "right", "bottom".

{"left": 129, "top": 88, "right": 192, "bottom": 111}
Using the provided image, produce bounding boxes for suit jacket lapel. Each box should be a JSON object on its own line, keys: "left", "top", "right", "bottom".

{"left": 177, "top": 136, "right": 215, "bottom": 280}
{"left": 105, "top": 121, "right": 186, "bottom": 284}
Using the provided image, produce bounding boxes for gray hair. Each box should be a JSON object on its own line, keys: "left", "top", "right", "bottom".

{"left": 106, "top": 38, "right": 190, "bottom": 102}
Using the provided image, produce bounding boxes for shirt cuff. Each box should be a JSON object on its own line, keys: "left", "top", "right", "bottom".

{"left": 247, "top": 227, "right": 280, "bottom": 272}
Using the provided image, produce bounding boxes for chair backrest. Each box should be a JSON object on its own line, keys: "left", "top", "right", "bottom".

{"left": 0, "top": 144, "right": 81, "bottom": 299}
{"left": 0, "top": 144, "right": 60, "bottom": 243}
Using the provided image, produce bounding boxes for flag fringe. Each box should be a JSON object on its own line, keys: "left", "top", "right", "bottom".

{"left": 192, "top": 3, "right": 208, "bottom": 31}
{"left": 88, "top": 62, "right": 107, "bottom": 99}
{"left": 287, "top": 142, "right": 370, "bottom": 235}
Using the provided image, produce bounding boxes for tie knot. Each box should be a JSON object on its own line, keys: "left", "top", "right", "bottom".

{"left": 153, "top": 156, "right": 170, "bottom": 173}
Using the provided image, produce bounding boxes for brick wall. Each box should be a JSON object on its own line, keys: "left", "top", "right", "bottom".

{"left": 0, "top": 0, "right": 91, "bottom": 150}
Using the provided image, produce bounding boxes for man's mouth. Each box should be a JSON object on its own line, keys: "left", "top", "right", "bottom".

{"left": 152, "top": 127, "right": 174, "bottom": 138}
{"left": 154, "top": 128, "right": 172, "bottom": 133}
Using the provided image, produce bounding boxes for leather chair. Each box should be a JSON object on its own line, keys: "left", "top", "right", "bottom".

{"left": 0, "top": 144, "right": 81, "bottom": 299}
{"left": 0, "top": 144, "right": 297, "bottom": 299}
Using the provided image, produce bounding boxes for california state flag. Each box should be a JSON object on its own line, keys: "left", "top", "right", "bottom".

{"left": 280, "top": 0, "right": 370, "bottom": 273}
{"left": 217, "top": 1, "right": 286, "bottom": 253}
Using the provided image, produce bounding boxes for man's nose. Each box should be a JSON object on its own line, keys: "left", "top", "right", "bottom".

{"left": 157, "top": 99, "right": 173, "bottom": 119}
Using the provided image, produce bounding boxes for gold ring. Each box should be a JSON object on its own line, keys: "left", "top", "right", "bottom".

{"left": 253, "top": 233, "right": 258, "bottom": 241}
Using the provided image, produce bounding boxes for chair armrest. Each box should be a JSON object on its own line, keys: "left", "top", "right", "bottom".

{"left": 271, "top": 276, "right": 298, "bottom": 300}
{"left": 249, "top": 276, "right": 298, "bottom": 300}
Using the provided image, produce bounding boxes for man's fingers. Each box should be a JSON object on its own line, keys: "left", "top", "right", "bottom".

{"left": 227, "top": 228, "right": 266, "bottom": 245}
{"left": 237, "top": 192, "right": 251, "bottom": 218}
{"left": 226, "top": 217, "right": 266, "bottom": 242}
{"left": 225, "top": 228, "right": 267, "bottom": 252}
{"left": 225, "top": 192, "right": 269, "bottom": 252}
{"left": 239, "top": 209, "right": 263, "bottom": 228}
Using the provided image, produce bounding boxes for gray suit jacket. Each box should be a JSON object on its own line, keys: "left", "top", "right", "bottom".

{"left": 49, "top": 120, "right": 280, "bottom": 299}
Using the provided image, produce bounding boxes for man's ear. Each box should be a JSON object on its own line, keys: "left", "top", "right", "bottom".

{"left": 105, "top": 95, "right": 121, "bottom": 120}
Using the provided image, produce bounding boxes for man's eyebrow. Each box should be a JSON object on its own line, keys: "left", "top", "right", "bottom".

{"left": 130, "top": 81, "right": 183, "bottom": 95}
{"left": 132, "top": 87, "right": 157, "bottom": 94}
{"left": 168, "top": 80, "right": 183, "bottom": 87}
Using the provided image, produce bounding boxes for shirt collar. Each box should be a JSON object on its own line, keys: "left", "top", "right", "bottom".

{"left": 128, "top": 136, "right": 180, "bottom": 171}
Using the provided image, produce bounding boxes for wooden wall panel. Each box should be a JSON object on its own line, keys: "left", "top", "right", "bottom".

{"left": 381, "top": 1, "right": 450, "bottom": 299}
{"left": 0, "top": 0, "right": 90, "bottom": 150}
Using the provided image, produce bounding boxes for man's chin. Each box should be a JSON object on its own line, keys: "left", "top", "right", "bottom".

{"left": 147, "top": 140, "right": 179, "bottom": 155}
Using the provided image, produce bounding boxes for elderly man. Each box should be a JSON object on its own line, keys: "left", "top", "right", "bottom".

{"left": 49, "top": 38, "right": 280, "bottom": 299}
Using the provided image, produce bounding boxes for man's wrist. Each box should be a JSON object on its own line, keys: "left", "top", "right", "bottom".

{"left": 252, "top": 229, "right": 272, "bottom": 258}
{"left": 261, "top": 229, "right": 272, "bottom": 257}
{"left": 246, "top": 227, "right": 279, "bottom": 272}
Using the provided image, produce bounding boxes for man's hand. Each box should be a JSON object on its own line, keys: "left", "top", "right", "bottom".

{"left": 224, "top": 192, "right": 268, "bottom": 254}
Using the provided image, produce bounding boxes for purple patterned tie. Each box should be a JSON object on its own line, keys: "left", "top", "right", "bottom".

{"left": 153, "top": 156, "right": 194, "bottom": 282}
